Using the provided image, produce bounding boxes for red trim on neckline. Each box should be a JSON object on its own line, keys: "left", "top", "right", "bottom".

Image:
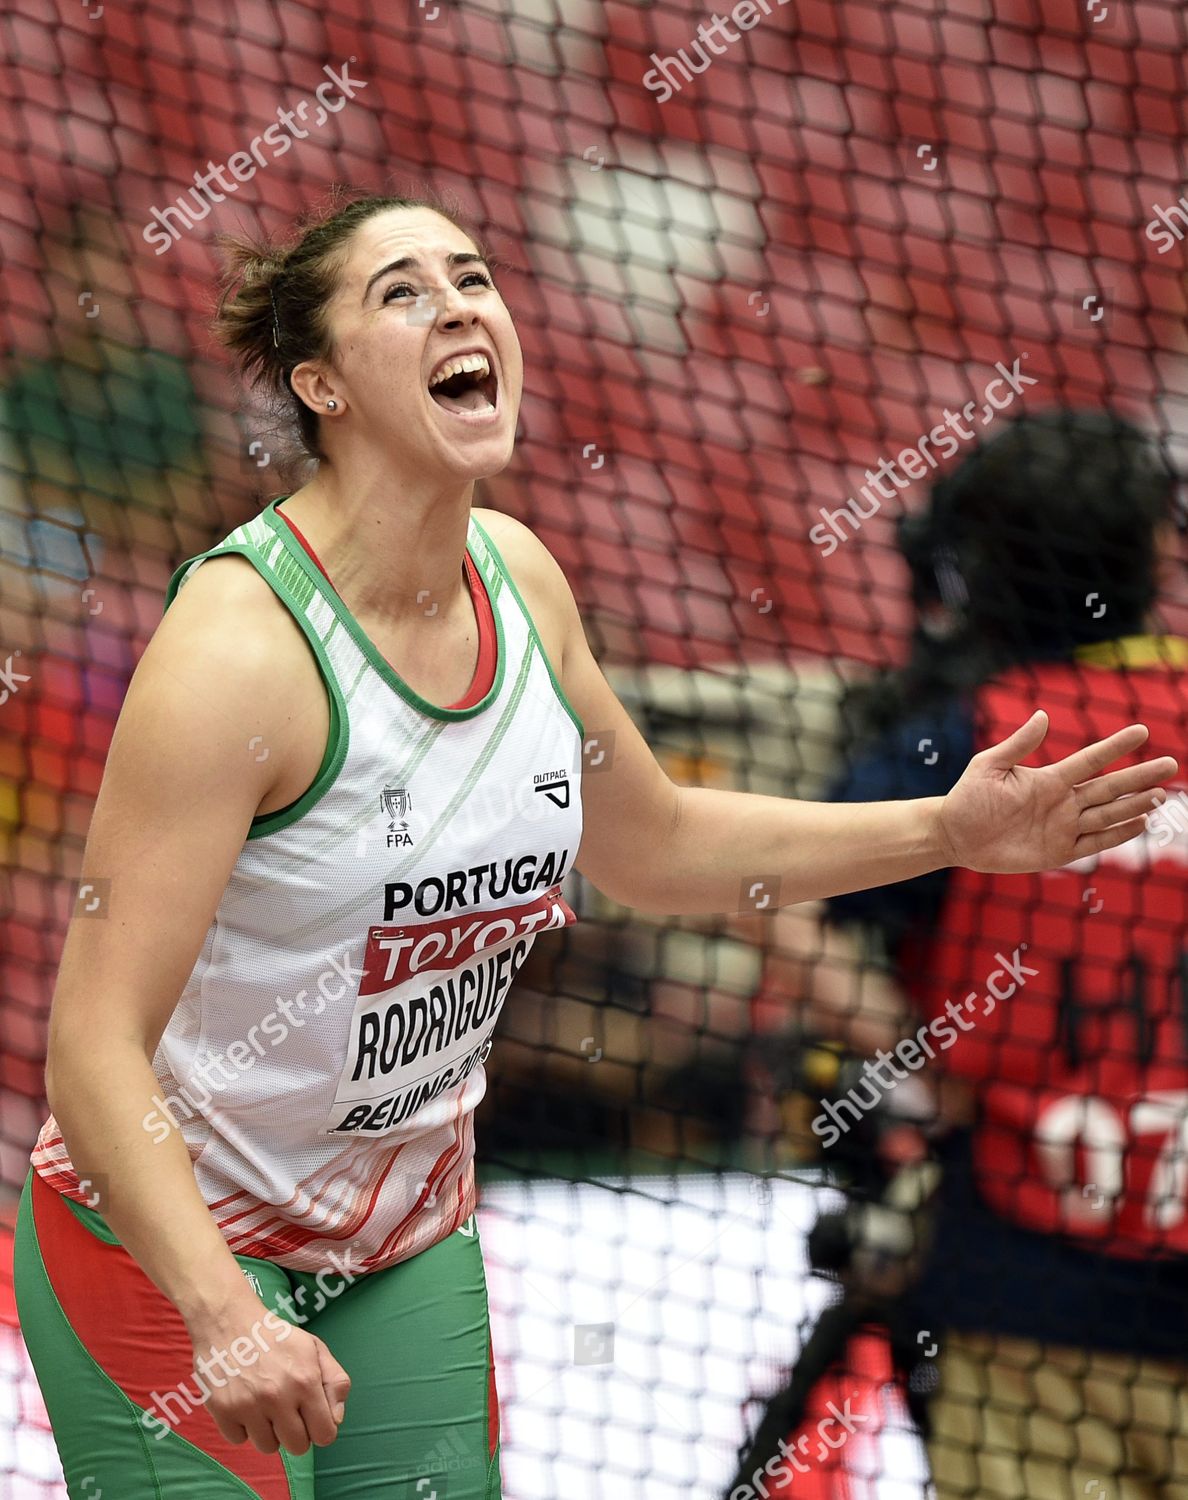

{"left": 275, "top": 502, "right": 496, "bottom": 709}
{"left": 277, "top": 507, "right": 333, "bottom": 585}
{"left": 453, "top": 552, "right": 498, "bottom": 708}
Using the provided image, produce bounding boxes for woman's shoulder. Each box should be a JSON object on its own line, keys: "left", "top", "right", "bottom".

{"left": 150, "top": 548, "right": 318, "bottom": 691}
{"left": 470, "top": 507, "right": 576, "bottom": 611}
{"left": 469, "top": 505, "right": 540, "bottom": 563}
{"left": 94, "top": 550, "right": 310, "bottom": 845}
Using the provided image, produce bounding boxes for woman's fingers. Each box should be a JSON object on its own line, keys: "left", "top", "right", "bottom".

{"left": 1073, "top": 814, "right": 1153, "bottom": 859}
{"left": 1076, "top": 757, "right": 1178, "bottom": 810}
{"left": 1051, "top": 723, "right": 1152, "bottom": 785}
{"left": 241, "top": 1414, "right": 282, "bottom": 1455}
{"left": 300, "top": 1389, "right": 342, "bottom": 1448}
{"left": 1078, "top": 790, "right": 1167, "bottom": 834}
{"left": 316, "top": 1336, "right": 352, "bottom": 1422}
{"left": 209, "top": 1412, "right": 250, "bottom": 1447}
{"left": 270, "top": 1403, "right": 317, "bottom": 1456}
{"left": 978, "top": 709, "right": 1049, "bottom": 767}
{"left": 202, "top": 1324, "right": 347, "bottom": 1455}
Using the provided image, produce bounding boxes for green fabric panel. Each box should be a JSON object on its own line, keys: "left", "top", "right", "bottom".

{"left": 296, "top": 1221, "right": 499, "bottom": 1499}
{"left": 271, "top": 545, "right": 321, "bottom": 613}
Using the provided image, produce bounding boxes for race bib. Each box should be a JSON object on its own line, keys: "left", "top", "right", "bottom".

{"left": 324, "top": 885, "right": 575, "bottom": 1134}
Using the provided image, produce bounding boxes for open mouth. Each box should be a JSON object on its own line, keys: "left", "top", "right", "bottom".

{"left": 427, "top": 352, "right": 498, "bottom": 417}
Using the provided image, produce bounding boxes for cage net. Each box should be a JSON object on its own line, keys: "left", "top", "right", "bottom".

{"left": 4, "top": 0, "right": 1188, "bottom": 1496}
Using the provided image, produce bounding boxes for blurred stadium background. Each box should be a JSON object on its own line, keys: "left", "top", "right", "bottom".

{"left": 4, "top": 1, "right": 1188, "bottom": 1496}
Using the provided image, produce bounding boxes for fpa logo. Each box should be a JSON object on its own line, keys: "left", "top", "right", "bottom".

{"left": 380, "top": 785, "right": 414, "bottom": 848}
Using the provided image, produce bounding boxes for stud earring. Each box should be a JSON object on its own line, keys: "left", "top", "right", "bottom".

{"left": 326, "top": 399, "right": 338, "bottom": 411}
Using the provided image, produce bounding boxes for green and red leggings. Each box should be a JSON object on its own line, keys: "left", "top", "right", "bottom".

{"left": 14, "top": 1170, "right": 501, "bottom": 1498}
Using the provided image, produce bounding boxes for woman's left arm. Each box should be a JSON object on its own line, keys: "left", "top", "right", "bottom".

{"left": 500, "top": 518, "right": 1178, "bottom": 917}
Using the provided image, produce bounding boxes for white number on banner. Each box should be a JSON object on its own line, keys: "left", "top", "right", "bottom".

{"left": 1034, "top": 1091, "right": 1188, "bottom": 1230}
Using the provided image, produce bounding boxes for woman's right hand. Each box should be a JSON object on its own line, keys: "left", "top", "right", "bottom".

{"left": 185, "top": 1297, "right": 352, "bottom": 1455}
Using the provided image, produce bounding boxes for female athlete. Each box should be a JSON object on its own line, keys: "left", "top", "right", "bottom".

{"left": 13, "top": 189, "right": 1178, "bottom": 1499}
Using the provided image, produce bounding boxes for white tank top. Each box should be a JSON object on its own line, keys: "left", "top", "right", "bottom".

{"left": 33, "top": 497, "right": 584, "bottom": 1272}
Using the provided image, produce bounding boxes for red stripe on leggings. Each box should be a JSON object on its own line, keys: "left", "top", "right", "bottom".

{"left": 0, "top": 1225, "right": 16, "bottom": 1327}
{"left": 487, "top": 1331, "right": 500, "bottom": 1461}
{"left": 31, "top": 1173, "right": 293, "bottom": 1498}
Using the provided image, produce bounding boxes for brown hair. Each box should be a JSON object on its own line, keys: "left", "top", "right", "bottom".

{"left": 212, "top": 185, "right": 495, "bottom": 465}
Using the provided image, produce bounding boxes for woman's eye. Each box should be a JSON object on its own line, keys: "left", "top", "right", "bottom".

{"left": 382, "top": 272, "right": 492, "bottom": 305}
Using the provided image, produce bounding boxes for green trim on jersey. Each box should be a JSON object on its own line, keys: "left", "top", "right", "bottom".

{"left": 163, "top": 540, "right": 350, "bottom": 840}
{"left": 468, "top": 515, "right": 585, "bottom": 741}
{"left": 259, "top": 496, "right": 509, "bottom": 723}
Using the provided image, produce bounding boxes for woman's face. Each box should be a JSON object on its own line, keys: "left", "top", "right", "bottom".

{"left": 315, "top": 206, "right": 523, "bottom": 483}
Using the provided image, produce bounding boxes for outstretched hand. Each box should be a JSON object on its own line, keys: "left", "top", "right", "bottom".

{"left": 936, "top": 711, "right": 1178, "bottom": 875}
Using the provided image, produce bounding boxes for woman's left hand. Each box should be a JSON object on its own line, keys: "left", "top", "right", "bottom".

{"left": 936, "top": 710, "right": 1177, "bottom": 874}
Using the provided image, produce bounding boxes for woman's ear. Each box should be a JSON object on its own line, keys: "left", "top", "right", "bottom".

{"left": 289, "top": 360, "right": 343, "bottom": 419}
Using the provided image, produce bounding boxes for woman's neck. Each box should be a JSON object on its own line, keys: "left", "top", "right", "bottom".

{"left": 280, "top": 467, "right": 475, "bottom": 626}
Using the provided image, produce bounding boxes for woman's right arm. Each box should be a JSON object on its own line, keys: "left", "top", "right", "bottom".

{"left": 43, "top": 554, "right": 349, "bottom": 1454}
